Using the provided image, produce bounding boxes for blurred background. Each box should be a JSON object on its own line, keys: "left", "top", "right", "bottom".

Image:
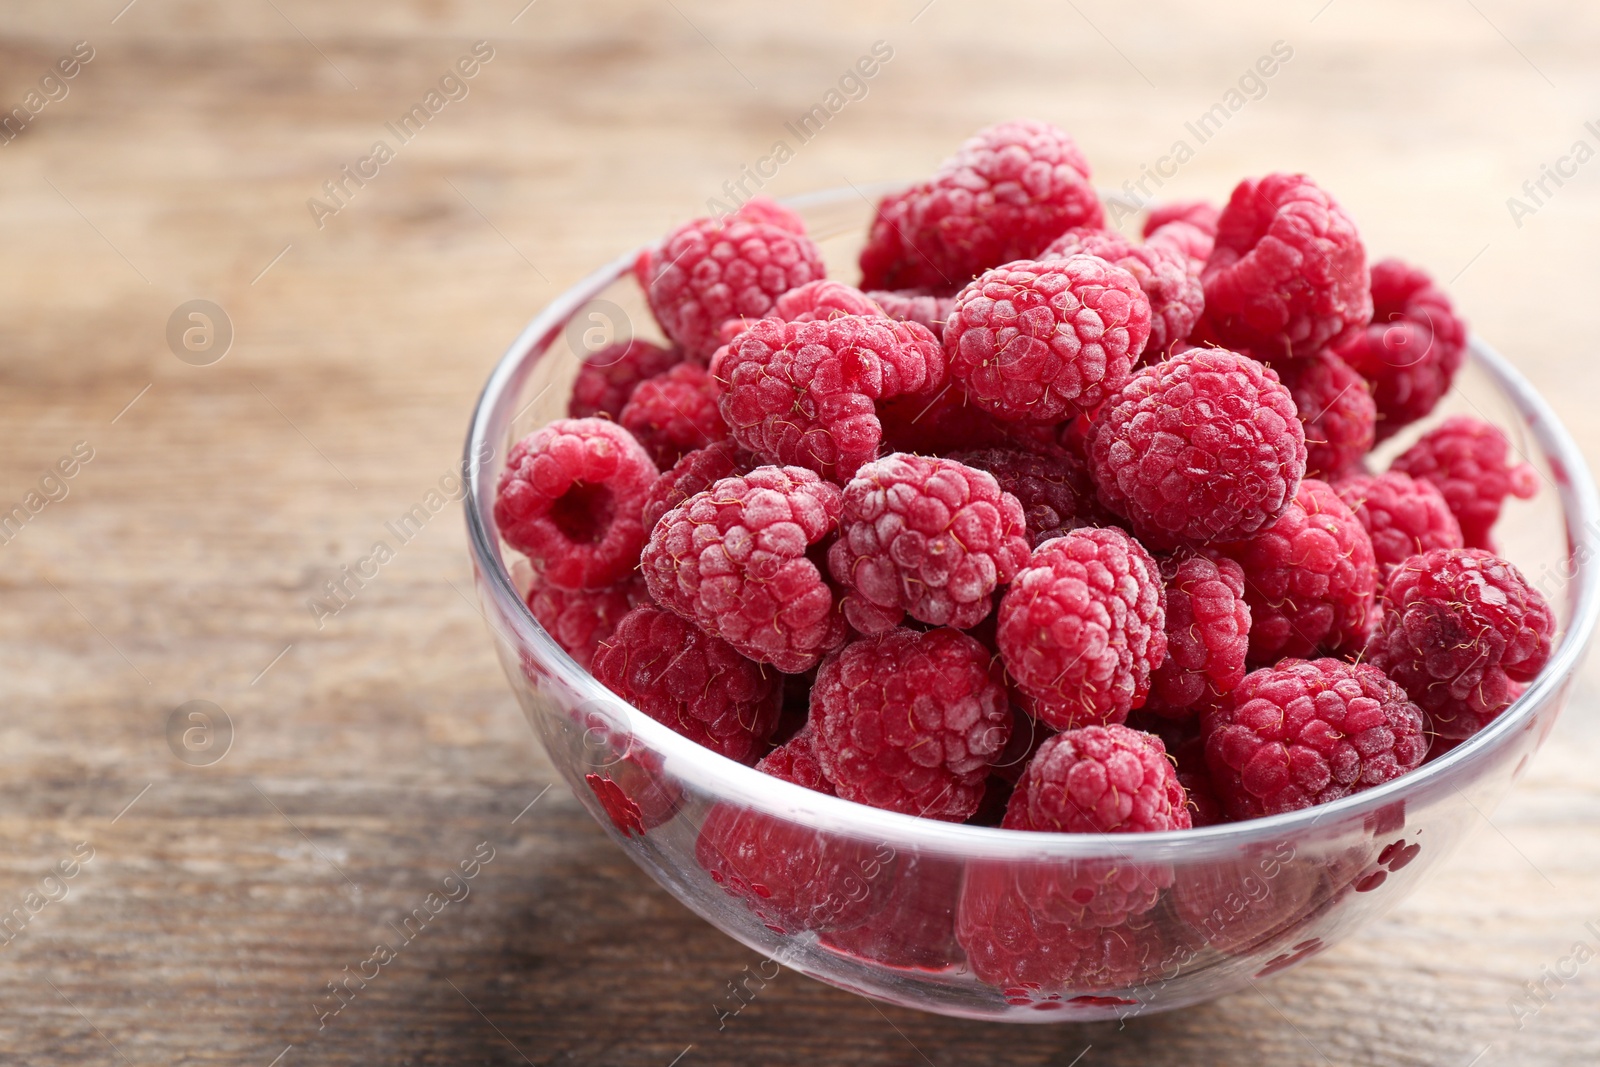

{"left": 2, "top": 1, "right": 1598, "bottom": 1064}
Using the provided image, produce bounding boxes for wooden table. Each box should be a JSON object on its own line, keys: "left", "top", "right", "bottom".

{"left": 3, "top": 1, "right": 1598, "bottom": 1063}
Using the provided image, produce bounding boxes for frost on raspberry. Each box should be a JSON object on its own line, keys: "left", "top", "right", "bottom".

{"left": 494, "top": 417, "right": 658, "bottom": 590}
{"left": 1041, "top": 228, "right": 1203, "bottom": 360}
{"left": 641, "top": 465, "right": 846, "bottom": 673}
{"left": 755, "top": 730, "right": 834, "bottom": 794}
{"left": 568, "top": 338, "right": 683, "bottom": 420}
{"left": 1201, "top": 658, "right": 1428, "bottom": 819}
{"left": 1333, "top": 471, "right": 1463, "bottom": 582}
{"left": 1208, "top": 477, "right": 1377, "bottom": 665}
{"left": 997, "top": 528, "right": 1167, "bottom": 731}
{"left": 1274, "top": 349, "right": 1376, "bottom": 480}
{"left": 592, "top": 605, "right": 781, "bottom": 765}
{"left": 1390, "top": 415, "right": 1538, "bottom": 552}
{"left": 827, "top": 453, "right": 1030, "bottom": 633}
{"left": 1005, "top": 724, "right": 1192, "bottom": 835}
{"left": 1333, "top": 258, "right": 1466, "bottom": 441}
{"left": 1194, "top": 173, "right": 1372, "bottom": 363}
{"left": 944, "top": 255, "right": 1152, "bottom": 423}
{"left": 811, "top": 627, "right": 1010, "bottom": 821}
{"left": 859, "top": 119, "right": 1105, "bottom": 292}
{"left": 712, "top": 314, "right": 945, "bottom": 482}
{"left": 1144, "top": 552, "right": 1251, "bottom": 721}
{"left": 1088, "top": 347, "right": 1306, "bottom": 546}
{"left": 1364, "top": 548, "right": 1555, "bottom": 740}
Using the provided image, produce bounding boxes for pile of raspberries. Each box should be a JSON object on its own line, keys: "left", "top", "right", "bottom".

{"left": 496, "top": 120, "right": 1557, "bottom": 973}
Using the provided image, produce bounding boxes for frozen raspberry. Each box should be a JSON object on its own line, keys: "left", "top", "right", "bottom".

{"left": 639, "top": 213, "right": 826, "bottom": 360}
{"left": 725, "top": 194, "right": 808, "bottom": 235}
{"left": 859, "top": 120, "right": 1105, "bottom": 291}
{"left": 593, "top": 605, "right": 781, "bottom": 764}
{"left": 713, "top": 315, "right": 945, "bottom": 482}
{"left": 1390, "top": 416, "right": 1538, "bottom": 551}
{"left": 865, "top": 289, "right": 957, "bottom": 335}
{"left": 1333, "top": 471, "right": 1463, "bottom": 581}
{"left": 827, "top": 454, "right": 1030, "bottom": 633}
{"left": 618, "top": 362, "right": 730, "bottom": 469}
{"left": 696, "top": 805, "right": 897, "bottom": 934}
{"left": 1144, "top": 553, "right": 1251, "bottom": 721}
{"left": 1202, "top": 658, "right": 1428, "bottom": 820}
{"left": 1006, "top": 724, "right": 1192, "bottom": 833}
{"left": 950, "top": 444, "right": 1105, "bottom": 546}
{"left": 811, "top": 627, "right": 1010, "bottom": 821}
{"left": 1274, "top": 349, "right": 1376, "bottom": 479}
{"left": 1142, "top": 199, "right": 1220, "bottom": 240}
{"left": 1209, "top": 478, "right": 1377, "bottom": 664}
{"left": 495, "top": 418, "right": 658, "bottom": 590}
{"left": 1194, "top": 173, "right": 1372, "bottom": 363}
{"left": 641, "top": 465, "right": 846, "bottom": 673}
{"left": 1364, "top": 549, "right": 1555, "bottom": 739}
{"left": 640, "top": 439, "right": 755, "bottom": 536}
{"left": 1333, "top": 258, "right": 1467, "bottom": 440}
{"left": 525, "top": 572, "right": 647, "bottom": 670}
{"left": 1088, "top": 348, "right": 1306, "bottom": 546}
{"left": 714, "top": 280, "right": 888, "bottom": 347}
{"left": 1041, "top": 228, "right": 1203, "bottom": 359}
{"left": 944, "top": 256, "right": 1152, "bottom": 422}
{"left": 755, "top": 730, "right": 834, "bottom": 794}
{"left": 997, "top": 528, "right": 1167, "bottom": 730}
{"left": 568, "top": 339, "right": 683, "bottom": 420}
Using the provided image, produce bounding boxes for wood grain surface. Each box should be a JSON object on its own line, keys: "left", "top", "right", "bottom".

{"left": 2, "top": 1, "right": 1599, "bottom": 1064}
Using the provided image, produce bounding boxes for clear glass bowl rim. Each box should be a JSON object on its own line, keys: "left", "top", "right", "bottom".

{"left": 464, "top": 187, "right": 1600, "bottom": 863}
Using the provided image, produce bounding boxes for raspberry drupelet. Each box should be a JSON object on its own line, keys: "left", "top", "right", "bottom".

{"left": 859, "top": 119, "right": 1105, "bottom": 292}
{"left": 811, "top": 627, "right": 1011, "bottom": 821}
{"left": 568, "top": 338, "right": 683, "bottom": 420}
{"left": 1334, "top": 471, "right": 1463, "bottom": 582}
{"left": 525, "top": 571, "right": 648, "bottom": 670}
{"left": 755, "top": 730, "right": 834, "bottom": 794}
{"left": 1390, "top": 415, "right": 1538, "bottom": 551}
{"left": 1194, "top": 173, "right": 1372, "bottom": 363}
{"left": 1208, "top": 477, "right": 1377, "bottom": 664}
{"left": 1088, "top": 347, "right": 1306, "bottom": 546}
{"left": 997, "top": 527, "right": 1167, "bottom": 730}
{"left": 1201, "top": 658, "right": 1428, "bottom": 820}
{"left": 641, "top": 465, "right": 847, "bottom": 673}
{"left": 943, "top": 255, "right": 1152, "bottom": 423}
{"left": 712, "top": 314, "right": 945, "bottom": 482}
{"left": 1334, "top": 258, "right": 1467, "bottom": 440}
{"left": 827, "top": 453, "right": 1031, "bottom": 633}
{"left": 618, "top": 362, "right": 730, "bottom": 469}
{"left": 494, "top": 417, "right": 658, "bottom": 590}
{"left": 639, "top": 439, "right": 754, "bottom": 536}
{"left": 949, "top": 443, "right": 1106, "bottom": 546}
{"left": 1275, "top": 349, "right": 1377, "bottom": 480}
{"left": 1144, "top": 552, "right": 1252, "bottom": 721}
{"left": 1041, "top": 228, "right": 1203, "bottom": 360}
{"left": 593, "top": 605, "right": 782, "bottom": 765}
{"left": 1364, "top": 548, "right": 1555, "bottom": 739}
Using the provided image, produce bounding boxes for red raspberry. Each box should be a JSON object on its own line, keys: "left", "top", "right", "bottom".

{"left": 1006, "top": 724, "right": 1192, "bottom": 833}
{"left": 1088, "top": 348, "right": 1306, "bottom": 546}
{"left": 617, "top": 362, "right": 729, "bottom": 469}
{"left": 1208, "top": 478, "right": 1377, "bottom": 664}
{"left": 1142, "top": 199, "right": 1220, "bottom": 240}
{"left": 949, "top": 444, "right": 1105, "bottom": 546}
{"left": 811, "top": 627, "right": 1011, "bottom": 821}
{"left": 945, "top": 256, "right": 1152, "bottom": 422}
{"left": 568, "top": 339, "right": 683, "bottom": 420}
{"left": 495, "top": 418, "right": 658, "bottom": 590}
{"left": 593, "top": 605, "right": 781, "bottom": 764}
{"left": 714, "top": 280, "right": 888, "bottom": 348}
{"left": 1169, "top": 846, "right": 1320, "bottom": 955}
{"left": 1274, "top": 349, "right": 1376, "bottom": 479}
{"left": 1144, "top": 553, "right": 1251, "bottom": 721}
{"left": 865, "top": 288, "right": 957, "bottom": 335}
{"left": 1195, "top": 173, "right": 1372, "bottom": 363}
{"left": 1041, "top": 228, "right": 1203, "bottom": 360}
{"left": 639, "top": 213, "right": 826, "bottom": 360}
{"left": 997, "top": 528, "right": 1167, "bottom": 730}
{"left": 859, "top": 120, "right": 1105, "bottom": 291}
{"left": 1333, "top": 471, "right": 1463, "bottom": 581}
{"left": 1201, "top": 658, "right": 1428, "bottom": 820}
{"left": 821, "top": 856, "right": 964, "bottom": 970}
{"left": 525, "top": 571, "right": 647, "bottom": 670}
{"left": 641, "top": 465, "right": 846, "bottom": 673}
{"left": 1333, "top": 258, "right": 1467, "bottom": 440}
{"left": 712, "top": 315, "right": 945, "bottom": 482}
{"left": 1364, "top": 549, "right": 1555, "bottom": 739}
{"left": 827, "top": 454, "right": 1030, "bottom": 633}
{"left": 755, "top": 730, "right": 834, "bottom": 794}
{"left": 640, "top": 439, "right": 754, "bottom": 536}
{"left": 1389, "top": 415, "right": 1538, "bottom": 551}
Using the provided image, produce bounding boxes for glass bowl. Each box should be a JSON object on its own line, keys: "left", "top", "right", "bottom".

{"left": 462, "top": 188, "right": 1600, "bottom": 1022}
